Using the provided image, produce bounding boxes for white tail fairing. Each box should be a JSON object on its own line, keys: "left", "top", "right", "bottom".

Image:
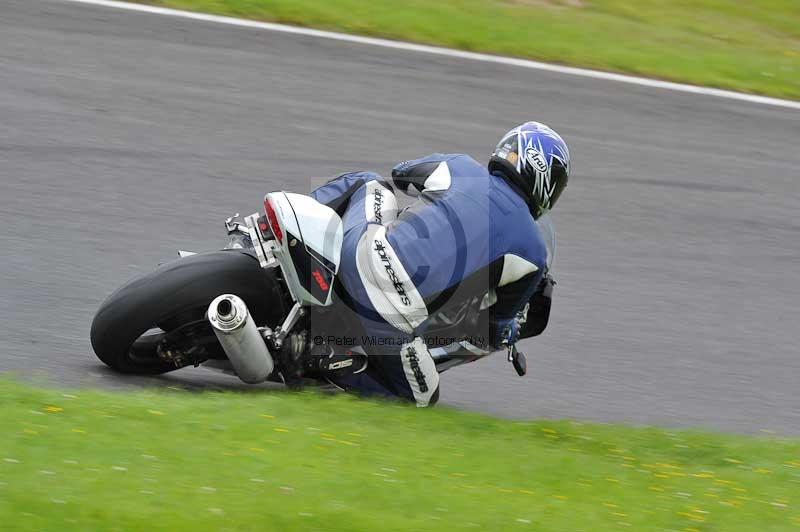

{"left": 264, "top": 192, "right": 343, "bottom": 306}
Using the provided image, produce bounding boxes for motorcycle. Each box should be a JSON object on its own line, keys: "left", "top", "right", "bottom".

{"left": 91, "top": 192, "right": 536, "bottom": 388}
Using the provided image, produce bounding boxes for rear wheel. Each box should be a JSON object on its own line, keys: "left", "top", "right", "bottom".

{"left": 90, "top": 250, "right": 287, "bottom": 374}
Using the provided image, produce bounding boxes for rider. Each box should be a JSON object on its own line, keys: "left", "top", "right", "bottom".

{"left": 282, "top": 122, "right": 570, "bottom": 406}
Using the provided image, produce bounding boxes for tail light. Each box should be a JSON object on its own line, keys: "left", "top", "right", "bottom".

{"left": 263, "top": 197, "right": 283, "bottom": 244}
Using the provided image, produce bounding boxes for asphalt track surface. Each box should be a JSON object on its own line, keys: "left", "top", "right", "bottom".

{"left": 1, "top": 0, "right": 799, "bottom": 434}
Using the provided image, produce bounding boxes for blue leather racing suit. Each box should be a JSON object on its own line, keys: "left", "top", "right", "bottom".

{"left": 310, "top": 154, "right": 550, "bottom": 406}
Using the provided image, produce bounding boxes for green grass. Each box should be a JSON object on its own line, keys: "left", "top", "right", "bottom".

{"left": 1, "top": 380, "right": 799, "bottom": 530}
{"left": 138, "top": 0, "right": 800, "bottom": 99}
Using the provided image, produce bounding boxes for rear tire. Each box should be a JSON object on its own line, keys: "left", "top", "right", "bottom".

{"left": 90, "top": 250, "right": 287, "bottom": 374}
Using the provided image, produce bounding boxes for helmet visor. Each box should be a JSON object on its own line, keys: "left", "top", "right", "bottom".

{"left": 530, "top": 159, "right": 568, "bottom": 218}
{"left": 492, "top": 133, "right": 520, "bottom": 171}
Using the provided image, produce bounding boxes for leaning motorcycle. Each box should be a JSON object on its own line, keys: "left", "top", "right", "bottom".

{"left": 91, "top": 192, "right": 539, "bottom": 387}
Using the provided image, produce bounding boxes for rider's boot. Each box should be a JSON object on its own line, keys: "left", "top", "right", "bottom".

{"left": 306, "top": 344, "right": 368, "bottom": 378}
{"left": 277, "top": 332, "right": 367, "bottom": 388}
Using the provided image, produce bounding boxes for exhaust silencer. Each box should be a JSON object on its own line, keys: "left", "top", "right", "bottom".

{"left": 207, "top": 294, "right": 274, "bottom": 383}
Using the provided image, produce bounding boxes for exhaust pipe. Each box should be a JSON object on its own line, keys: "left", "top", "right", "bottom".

{"left": 207, "top": 294, "right": 274, "bottom": 383}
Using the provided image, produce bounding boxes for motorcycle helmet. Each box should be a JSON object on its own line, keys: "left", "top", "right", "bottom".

{"left": 488, "top": 121, "right": 570, "bottom": 219}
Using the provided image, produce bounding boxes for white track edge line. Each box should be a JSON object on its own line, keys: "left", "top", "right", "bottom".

{"left": 61, "top": 0, "right": 800, "bottom": 111}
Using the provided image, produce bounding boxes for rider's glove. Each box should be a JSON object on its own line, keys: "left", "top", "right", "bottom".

{"left": 490, "top": 317, "right": 520, "bottom": 350}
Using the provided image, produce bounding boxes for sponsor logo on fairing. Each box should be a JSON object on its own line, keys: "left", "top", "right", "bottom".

{"left": 373, "top": 239, "right": 411, "bottom": 306}
{"left": 311, "top": 269, "right": 329, "bottom": 291}
{"left": 404, "top": 346, "right": 428, "bottom": 393}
